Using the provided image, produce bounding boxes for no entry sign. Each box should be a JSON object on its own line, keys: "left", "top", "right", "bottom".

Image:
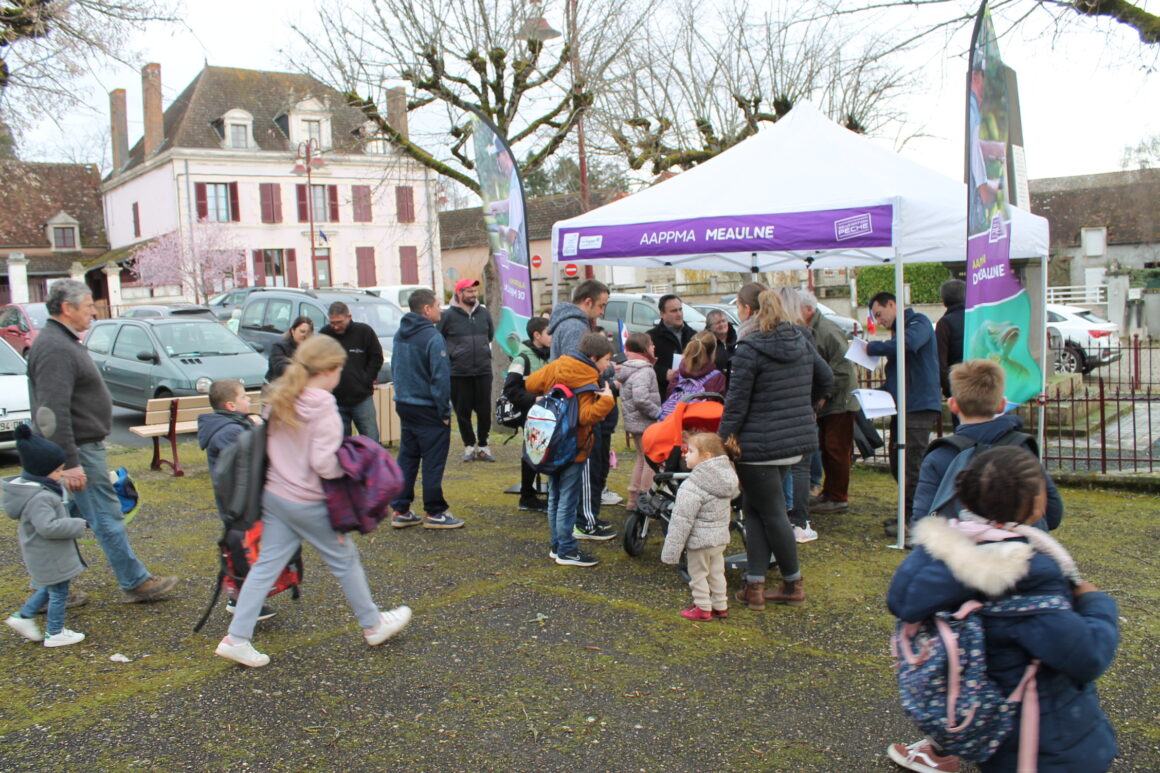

{"left": 563, "top": 263, "right": 578, "bottom": 277}
{"left": 531, "top": 254, "right": 542, "bottom": 268}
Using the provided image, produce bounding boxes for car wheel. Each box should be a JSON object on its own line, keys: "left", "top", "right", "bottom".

{"left": 155, "top": 388, "right": 174, "bottom": 399}
{"left": 1056, "top": 344, "right": 1084, "bottom": 375}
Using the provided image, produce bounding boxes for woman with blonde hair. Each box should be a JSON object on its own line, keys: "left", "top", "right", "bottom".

{"left": 658, "top": 331, "right": 726, "bottom": 420}
{"left": 718, "top": 289, "right": 832, "bottom": 610}
{"left": 215, "top": 335, "right": 411, "bottom": 668}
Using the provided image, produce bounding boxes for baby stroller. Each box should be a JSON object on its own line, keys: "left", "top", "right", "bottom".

{"left": 622, "top": 393, "right": 746, "bottom": 561}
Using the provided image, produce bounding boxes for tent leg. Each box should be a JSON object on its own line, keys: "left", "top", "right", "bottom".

{"left": 889, "top": 252, "right": 907, "bottom": 550}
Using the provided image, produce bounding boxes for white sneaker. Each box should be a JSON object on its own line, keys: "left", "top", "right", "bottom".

{"left": 600, "top": 488, "right": 623, "bottom": 506}
{"left": 462, "top": 446, "right": 476, "bottom": 462}
{"left": 215, "top": 637, "right": 270, "bottom": 667}
{"left": 365, "top": 606, "right": 412, "bottom": 646}
{"left": 43, "top": 628, "right": 85, "bottom": 648}
{"left": 794, "top": 522, "right": 819, "bottom": 543}
{"left": 5, "top": 615, "right": 43, "bottom": 642}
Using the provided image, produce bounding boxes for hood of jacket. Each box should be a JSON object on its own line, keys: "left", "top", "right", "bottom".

{"left": 736, "top": 322, "right": 811, "bottom": 364}
{"left": 616, "top": 358, "right": 653, "bottom": 384}
{"left": 679, "top": 357, "right": 718, "bottom": 380}
{"left": 197, "top": 410, "right": 248, "bottom": 451}
{"left": 689, "top": 455, "right": 738, "bottom": 499}
{"left": 956, "top": 412, "right": 1026, "bottom": 443}
{"left": 517, "top": 339, "right": 550, "bottom": 366}
{"left": 3, "top": 476, "right": 50, "bottom": 519}
{"left": 548, "top": 302, "right": 591, "bottom": 337}
{"left": 397, "top": 311, "right": 436, "bottom": 342}
{"left": 912, "top": 516, "right": 1033, "bottom": 598}
{"left": 295, "top": 387, "right": 338, "bottom": 423}
{"left": 552, "top": 352, "right": 601, "bottom": 388}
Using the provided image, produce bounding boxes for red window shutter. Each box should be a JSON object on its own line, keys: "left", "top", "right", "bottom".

{"left": 352, "top": 185, "right": 372, "bottom": 222}
{"left": 259, "top": 183, "right": 280, "bottom": 223}
{"left": 252, "top": 249, "right": 266, "bottom": 286}
{"left": 327, "top": 185, "right": 339, "bottom": 222}
{"left": 270, "top": 183, "right": 282, "bottom": 223}
{"left": 296, "top": 184, "right": 308, "bottom": 222}
{"left": 228, "top": 182, "right": 240, "bottom": 222}
{"left": 399, "top": 245, "right": 419, "bottom": 284}
{"left": 396, "top": 186, "right": 415, "bottom": 223}
{"left": 356, "top": 246, "right": 376, "bottom": 286}
{"left": 131, "top": 202, "right": 141, "bottom": 238}
{"left": 195, "top": 183, "right": 208, "bottom": 221}
{"left": 285, "top": 248, "right": 298, "bottom": 288}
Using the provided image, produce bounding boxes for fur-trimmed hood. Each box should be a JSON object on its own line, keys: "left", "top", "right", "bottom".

{"left": 912, "top": 516, "right": 1032, "bottom": 598}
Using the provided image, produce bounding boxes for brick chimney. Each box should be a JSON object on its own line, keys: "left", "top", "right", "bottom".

{"left": 109, "top": 89, "right": 128, "bottom": 171}
{"left": 386, "top": 87, "right": 408, "bottom": 141}
{"left": 141, "top": 63, "right": 163, "bottom": 158}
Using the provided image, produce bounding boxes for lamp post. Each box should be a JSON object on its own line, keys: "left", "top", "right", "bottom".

{"left": 291, "top": 138, "right": 326, "bottom": 285}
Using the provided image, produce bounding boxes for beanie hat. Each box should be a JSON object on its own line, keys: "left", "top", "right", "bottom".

{"left": 15, "top": 424, "right": 67, "bottom": 477}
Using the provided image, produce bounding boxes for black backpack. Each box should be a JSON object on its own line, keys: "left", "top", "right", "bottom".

{"left": 923, "top": 429, "right": 1037, "bottom": 520}
{"left": 210, "top": 418, "right": 267, "bottom": 532}
{"left": 496, "top": 353, "right": 534, "bottom": 429}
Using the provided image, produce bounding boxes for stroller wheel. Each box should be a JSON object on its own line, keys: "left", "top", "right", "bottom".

{"left": 623, "top": 510, "right": 648, "bottom": 557}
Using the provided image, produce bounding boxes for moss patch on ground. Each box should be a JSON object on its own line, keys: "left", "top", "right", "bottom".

{"left": 0, "top": 440, "right": 1155, "bottom": 771}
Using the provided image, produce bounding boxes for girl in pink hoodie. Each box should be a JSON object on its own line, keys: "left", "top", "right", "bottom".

{"left": 215, "top": 336, "right": 411, "bottom": 668}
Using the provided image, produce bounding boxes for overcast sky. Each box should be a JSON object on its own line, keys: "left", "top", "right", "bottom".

{"left": 21, "top": 0, "right": 1160, "bottom": 184}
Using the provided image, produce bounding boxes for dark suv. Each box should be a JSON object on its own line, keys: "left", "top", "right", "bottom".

{"left": 237, "top": 288, "right": 402, "bottom": 381}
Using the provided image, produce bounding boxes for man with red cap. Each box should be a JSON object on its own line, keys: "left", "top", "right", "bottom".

{"left": 438, "top": 278, "right": 496, "bottom": 462}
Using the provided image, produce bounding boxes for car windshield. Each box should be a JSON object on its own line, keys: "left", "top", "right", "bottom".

{"left": 154, "top": 322, "right": 253, "bottom": 357}
{"left": 1077, "top": 310, "right": 1110, "bottom": 325}
{"left": 21, "top": 304, "right": 48, "bottom": 326}
{"left": 680, "top": 305, "right": 706, "bottom": 327}
{"left": 351, "top": 302, "right": 403, "bottom": 337}
{"left": 0, "top": 341, "right": 26, "bottom": 375}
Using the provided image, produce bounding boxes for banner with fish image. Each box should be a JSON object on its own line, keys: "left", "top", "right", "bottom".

{"left": 963, "top": 3, "right": 1041, "bottom": 405}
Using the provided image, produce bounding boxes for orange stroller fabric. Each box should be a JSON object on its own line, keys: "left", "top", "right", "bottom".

{"left": 641, "top": 400, "right": 724, "bottom": 464}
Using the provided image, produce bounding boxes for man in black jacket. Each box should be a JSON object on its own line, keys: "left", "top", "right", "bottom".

{"left": 647, "top": 294, "right": 696, "bottom": 400}
{"left": 321, "top": 301, "right": 384, "bottom": 441}
{"left": 935, "top": 279, "right": 966, "bottom": 416}
{"left": 438, "top": 278, "right": 496, "bottom": 462}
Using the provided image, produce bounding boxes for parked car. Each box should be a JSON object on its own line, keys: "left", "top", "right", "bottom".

{"left": 1046, "top": 303, "right": 1122, "bottom": 374}
{"left": 206, "top": 287, "right": 267, "bottom": 321}
{"left": 694, "top": 303, "right": 740, "bottom": 325}
{"left": 120, "top": 304, "right": 219, "bottom": 323}
{"left": 0, "top": 338, "right": 31, "bottom": 451}
{"left": 715, "top": 294, "right": 861, "bottom": 337}
{"left": 237, "top": 288, "right": 400, "bottom": 382}
{"left": 597, "top": 293, "right": 708, "bottom": 338}
{"left": 84, "top": 318, "right": 268, "bottom": 410}
{"left": 0, "top": 302, "right": 49, "bottom": 356}
{"left": 364, "top": 284, "right": 427, "bottom": 309}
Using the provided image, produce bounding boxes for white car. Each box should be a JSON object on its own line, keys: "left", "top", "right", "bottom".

{"left": 1046, "top": 303, "right": 1121, "bottom": 374}
{"left": 0, "top": 338, "right": 31, "bottom": 451}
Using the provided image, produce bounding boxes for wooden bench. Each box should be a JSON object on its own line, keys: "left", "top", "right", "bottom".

{"left": 130, "top": 392, "right": 261, "bottom": 477}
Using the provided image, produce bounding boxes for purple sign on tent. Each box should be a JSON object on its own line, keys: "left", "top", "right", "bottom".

{"left": 556, "top": 206, "right": 893, "bottom": 261}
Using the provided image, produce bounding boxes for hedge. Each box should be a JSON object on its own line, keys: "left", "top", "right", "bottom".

{"left": 855, "top": 264, "right": 951, "bottom": 306}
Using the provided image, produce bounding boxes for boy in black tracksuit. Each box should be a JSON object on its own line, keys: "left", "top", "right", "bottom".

{"left": 503, "top": 317, "right": 552, "bottom": 510}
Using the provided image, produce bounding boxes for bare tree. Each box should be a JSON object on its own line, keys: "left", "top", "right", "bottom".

{"left": 130, "top": 224, "right": 246, "bottom": 304}
{"left": 599, "top": 0, "right": 917, "bottom": 176}
{"left": 1122, "top": 134, "right": 1160, "bottom": 169}
{"left": 0, "top": 1, "right": 179, "bottom": 131}
{"left": 294, "top": 0, "right": 662, "bottom": 195}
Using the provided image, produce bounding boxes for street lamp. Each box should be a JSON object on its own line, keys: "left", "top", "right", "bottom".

{"left": 291, "top": 138, "right": 326, "bottom": 284}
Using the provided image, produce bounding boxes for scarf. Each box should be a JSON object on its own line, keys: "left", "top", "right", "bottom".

{"left": 22, "top": 474, "right": 64, "bottom": 498}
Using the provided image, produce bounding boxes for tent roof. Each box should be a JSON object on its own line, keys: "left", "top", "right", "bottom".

{"left": 551, "top": 102, "right": 1048, "bottom": 271}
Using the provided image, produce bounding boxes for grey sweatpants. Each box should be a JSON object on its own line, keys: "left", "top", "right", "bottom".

{"left": 228, "top": 491, "right": 381, "bottom": 642}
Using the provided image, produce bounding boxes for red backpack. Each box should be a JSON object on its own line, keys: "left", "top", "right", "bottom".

{"left": 193, "top": 523, "right": 303, "bottom": 632}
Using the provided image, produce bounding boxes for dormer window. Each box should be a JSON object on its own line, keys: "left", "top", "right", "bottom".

{"left": 357, "top": 121, "right": 389, "bottom": 155}
{"left": 304, "top": 119, "right": 322, "bottom": 145}
{"left": 287, "top": 97, "right": 332, "bottom": 149}
{"left": 46, "top": 211, "right": 82, "bottom": 251}
{"left": 217, "top": 108, "right": 255, "bottom": 150}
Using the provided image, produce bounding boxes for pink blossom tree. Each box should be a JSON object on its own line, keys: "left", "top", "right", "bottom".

{"left": 129, "top": 223, "right": 247, "bottom": 303}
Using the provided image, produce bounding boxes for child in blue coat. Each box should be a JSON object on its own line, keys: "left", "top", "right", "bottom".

{"left": 887, "top": 446, "right": 1119, "bottom": 773}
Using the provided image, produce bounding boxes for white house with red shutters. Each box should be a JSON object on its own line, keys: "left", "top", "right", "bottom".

{"left": 100, "top": 63, "right": 442, "bottom": 307}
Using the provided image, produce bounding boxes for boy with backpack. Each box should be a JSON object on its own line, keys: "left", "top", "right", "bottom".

{"left": 910, "top": 359, "right": 1063, "bottom": 530}
{"left": 197, "top": 379, "right": 277, "bottom": 621}
{"left": 524, "top": 332, "right": 615, "bottom": 567}
{"left": 502, "top": 317, "right": 552, "bottom": 511}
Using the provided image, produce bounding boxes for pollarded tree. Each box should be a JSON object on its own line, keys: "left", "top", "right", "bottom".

{"left": 294, "top": 0, "right": 662, "bottom": 195}
{"left": 129, "top": 224, "right": 245, "bottom": 305}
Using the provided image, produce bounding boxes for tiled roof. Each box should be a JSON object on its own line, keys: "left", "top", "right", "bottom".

{"left": 0, "top": 161, "right": 107, "bottom": 247}
{"left": 121, "top": 66, "right": 370, "bottom": 173}
{"left": 439, "top": 191, "right": 616, "bottom": 249}
{"left": 1030, "top": 169, "right": 1160, "bottom": 248}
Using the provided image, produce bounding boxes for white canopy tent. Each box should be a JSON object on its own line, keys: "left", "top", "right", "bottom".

{"left": 550, "top": 102, "right": 1050, "bottom": 546}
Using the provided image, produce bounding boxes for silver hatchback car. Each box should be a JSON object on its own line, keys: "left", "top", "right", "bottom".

{"left": 85, "top": 318, "right": 268, "bottom": 410}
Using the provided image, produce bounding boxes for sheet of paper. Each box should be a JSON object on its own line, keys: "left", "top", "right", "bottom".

{"left": 844, "top": 338, "right": 881, "bottom": 370}
{"left": 671, "top": 354, "right": 683, "bottom": 370}
{"left": 851, "top": 389, "right": 897, "bottom": 419}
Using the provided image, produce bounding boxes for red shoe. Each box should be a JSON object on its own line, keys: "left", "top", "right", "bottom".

{"left": 711, "top": 608, "right": 729, "bottom": 619}
{"left": 679, "top": 606, "right": 713, "bottom": 622}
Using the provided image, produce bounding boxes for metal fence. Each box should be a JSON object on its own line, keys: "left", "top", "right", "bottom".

{"left": 854, "top": 336, "right": 1160, "bottom": 476}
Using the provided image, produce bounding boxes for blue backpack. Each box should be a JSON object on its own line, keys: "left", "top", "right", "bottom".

{"left": 923, "top": 430, "right": 1035, "bottom": 520}
{"left": 112, "top": 467, "right": 140, "bottom": 521}
{"left": 523, "top": 382, "right": 599, "bottom": 474}
{"left": 892, "top": 594, "right": 1068, "bottom": 762}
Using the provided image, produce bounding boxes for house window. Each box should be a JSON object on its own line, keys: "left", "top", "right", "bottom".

{"left": 296, "top": 184, "right": 338, "bottom": 223}
{"left": 396, "top": 186, "right": 415, "bottom": 223}
{"left": 399, "top": 245, "right": 419, "bottom": 284}
{"left": 262, "top": 249, "right": 286, "bottom": 287}
{"left": 195, "top": 182, "right": 240, "bottom": 222}
{"left": 352, "top": 185, "right": 372, "bottom": 222}
{"left": 131, "top": 202, "right": 141, "bottom": 238}
{"left": 314, "top": 249, "right": 331, "bottom": 287}
{"left": 356, "top": 246, "right": 376, "bottom": 286}
{"left": 229, "top": 124, "right": 248, "bottom": 149}
{"left": 259, "top": 183, "right": 282, "bottom": 223}
{"left": 53, "top": 226, "right": 77, "bottom": 249}
{"left": 304, "top": 119, "right": 322, "bottom": 146}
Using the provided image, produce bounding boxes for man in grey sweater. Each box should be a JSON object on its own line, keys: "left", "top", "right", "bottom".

{"left": 27, "top": 280, "right": 177, "bottom": 603}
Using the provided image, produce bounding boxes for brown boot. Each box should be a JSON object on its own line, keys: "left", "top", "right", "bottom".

{"left": 764, "top": 578, "right": 805, "bottom": 606}
{"left": 735, "top": 581, "right": 765, "bottom": 610}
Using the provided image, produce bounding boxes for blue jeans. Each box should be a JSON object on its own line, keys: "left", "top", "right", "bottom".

{"left": 809, "top": 450, "right": 822, "bottom": 489}
{"left": 19, "top": 580, "right": 70, "bottom": 635}
{"left": 70, "top": 442, "right": 151, "bottom": 591}
{"left": 547, "top": 462, "right": 584, "bottom": 556}
{"left": 338, "top": 395, "right": 379, "bottom": 442}
{"left": 391, "top": 403, "right": 451, "bottom": 515}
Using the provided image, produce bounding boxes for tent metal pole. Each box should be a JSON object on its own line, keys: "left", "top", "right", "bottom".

{"left": 551, "top": 257, "right": 560, "bottom": 306}
{"left": 1037, "top": 252, "right": 1048, "bottom": 456}
{"left": 890, "top": 207, "right": 907, "bottom": 550}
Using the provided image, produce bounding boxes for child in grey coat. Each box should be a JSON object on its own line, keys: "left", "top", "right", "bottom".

{"left": 617, "top": 333, "right": 661, "bottom": 510}
{"left": 661, "top": 433, "right": 739, "bottom": 621}
{"left": 4, "top": 425, "right": 88, "bottom": 647}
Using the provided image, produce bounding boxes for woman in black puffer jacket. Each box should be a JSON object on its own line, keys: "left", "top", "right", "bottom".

{"left": 266, "top": 316, "right": 314, "bottom": 381}
{"left": 718, "top": 289, "right": 832, "bottom": 609}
